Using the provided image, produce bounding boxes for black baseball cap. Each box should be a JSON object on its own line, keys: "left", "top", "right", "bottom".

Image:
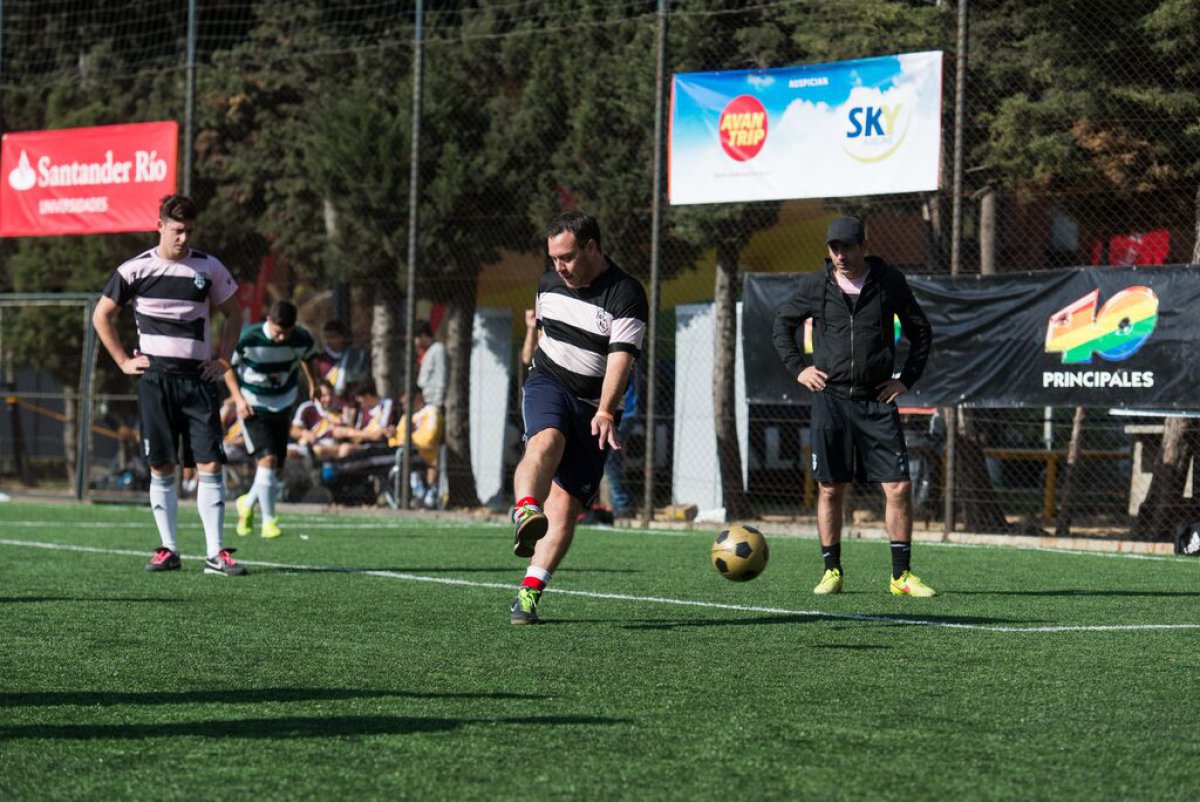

{"left": 825, "top": 216, "right": 865, "bottom": 246}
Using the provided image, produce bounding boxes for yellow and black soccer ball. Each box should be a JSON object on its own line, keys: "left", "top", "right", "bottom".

{"left": 711, "top": 524, "right": 769, "bottom": 582}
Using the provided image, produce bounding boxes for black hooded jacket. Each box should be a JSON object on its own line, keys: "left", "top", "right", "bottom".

{"left": 771, "top": 256, "right": 932, "bottom": 400}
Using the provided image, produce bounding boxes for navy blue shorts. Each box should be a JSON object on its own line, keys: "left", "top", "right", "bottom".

{"left": 522, "top": 373, "right": 621, "bottom": 506}
{"left": 810, "top": 392, "right": 910, "bottom": 484}
{"left": 137, "top": 369, "right": 226, "bottom": 469}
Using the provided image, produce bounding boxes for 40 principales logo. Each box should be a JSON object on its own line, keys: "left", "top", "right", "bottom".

{"left": 1043, "top": 286, "right": 1158, "bottom": 389}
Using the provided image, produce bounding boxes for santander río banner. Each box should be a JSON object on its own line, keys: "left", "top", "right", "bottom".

{"left": 1, "top": 121, "right": 178, "bottom": 237}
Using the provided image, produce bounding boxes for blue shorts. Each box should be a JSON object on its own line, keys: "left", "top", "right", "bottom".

{"left": 522, "top": 373, "right": 621, "bottom": 506}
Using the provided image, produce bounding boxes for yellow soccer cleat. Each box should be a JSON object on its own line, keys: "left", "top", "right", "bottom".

{"left": 235, "top": 494, "right": 254, "bottom": 537}
{"left": 261, "top": 517, "right": 283, "bottom": 539}
{"left": 890, "top": 570, "right": 937, "bottom": 597}
{"left": 812, "top": 567, "right": 844, "bottom": 595}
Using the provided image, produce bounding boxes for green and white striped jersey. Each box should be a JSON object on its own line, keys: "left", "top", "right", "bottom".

{"left": 232, "top": 321, "right": 318, "bottom": 416}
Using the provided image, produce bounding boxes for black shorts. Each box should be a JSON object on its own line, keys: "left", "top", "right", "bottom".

{"left": 810, "top": 393, "right": 910, "bottom": 484}
{"left": 137, "top": 369, "right": 226, "bottom": 469}
{"left": 242, "top": 413, "right": 292, "bottom": 465}
{"left": 522, "top": 373, "right": 620, "bottom": 507}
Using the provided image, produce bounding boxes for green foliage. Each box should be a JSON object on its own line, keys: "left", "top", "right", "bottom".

{"left": 972, "top": 0, "right": 1200, "bottom": 233}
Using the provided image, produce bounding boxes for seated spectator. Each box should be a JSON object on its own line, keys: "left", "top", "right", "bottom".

{"left": 388, "top": 387, "right": 445, "bottom": 509}
{"left": 331, "top": 379, "right": 394, "bottom": 458}
{"left": 289, "top": 380, "right": 341, "bottom": 462}
{"left": 313, "top": 320, "right": 370, "bottom": 406}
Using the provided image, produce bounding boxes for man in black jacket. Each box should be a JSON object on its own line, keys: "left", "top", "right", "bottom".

{"left": 773, "top": 216, "right": 937, "bottom": 597}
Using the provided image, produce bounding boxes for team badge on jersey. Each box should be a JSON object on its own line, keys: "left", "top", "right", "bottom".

{"left": 193, "top": 273, "right": 209, "bottom": 291}
{"left": 596, "top": 309, "right": 610, "bottom": 335}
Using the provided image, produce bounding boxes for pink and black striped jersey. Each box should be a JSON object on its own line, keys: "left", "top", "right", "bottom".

{"left": 102, "top": 247, "right": 239, "bottom": 374}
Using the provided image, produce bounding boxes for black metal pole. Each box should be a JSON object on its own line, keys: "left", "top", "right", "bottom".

{"left": 400, "top": 0, "right": 424, "bottom": 510}
{"left": 943, "top": 0, "right": 968, "bottom": 537}
{"left": 183, "top": 0, "right": 196, "bottom": 195}
{"left": 640, "top": 0, "right": 668, "bottom": 529}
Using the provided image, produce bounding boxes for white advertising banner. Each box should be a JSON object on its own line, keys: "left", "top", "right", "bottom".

{"left": 669, "top": 51, "right": 943, "bottom": 204}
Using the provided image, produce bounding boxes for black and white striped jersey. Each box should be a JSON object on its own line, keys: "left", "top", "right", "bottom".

{"left": 529, "top": 258, "right": 648, "bottom": 405}
{"left": 102, "top": 247, "right": 239, "bottom": 374}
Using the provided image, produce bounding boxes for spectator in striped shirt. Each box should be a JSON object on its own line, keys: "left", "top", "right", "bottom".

{"left": 225, "top": 300, "right": 318, "bottom": 540}
{"left": 509, "top": 211, "right": 648, "bottom": 625}
{"left": 289, "top": 380, "right": 341, "bottom": 461}
{"left": 331, "top": 379, "right": 395, "bottom": 458}
{"left": 92, "top": 194, "right": 247, "bottom": 576}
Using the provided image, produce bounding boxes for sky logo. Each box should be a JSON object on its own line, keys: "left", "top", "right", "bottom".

{"left": 846, "top": 105, "right": 902, "bottom": 139}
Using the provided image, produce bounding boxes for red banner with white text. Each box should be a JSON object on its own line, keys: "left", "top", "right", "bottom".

{"left": 0, "top": 121, "right": 178, "bottom": 236}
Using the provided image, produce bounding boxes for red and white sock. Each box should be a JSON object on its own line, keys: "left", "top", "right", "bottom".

{"left": 513, "top": 496, "right": 543, "bottom": 522}
{"left": 522, "top": 565, "right": 551, "bottom": 592}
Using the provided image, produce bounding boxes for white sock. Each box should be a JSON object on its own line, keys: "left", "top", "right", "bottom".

{"left": 196, "top": 471, "right": 226, "bottom": 559}
{"left": 253, "top": 466, "right": 278, "bottom": 521}
{"left": 149, "top": 474, "right": 178, "bottom": 552}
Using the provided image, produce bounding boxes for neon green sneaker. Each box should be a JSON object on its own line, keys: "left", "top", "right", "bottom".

{"left": 235, "top": 494, "right": 255, "bottom": 537}
{"left": 261, "top": 517, "right": 283, "bottom": 539}
{"left": 812, "top": 567, "right": 844, "bottom": 595}
{"left": 890, "top": 571, "right": 937, "bottom": 597}
{"left": 510, "top": 586, "right": 542, "bottom": 625}
{"left": 512, "top": 504, "right": 548, "bottom": 558}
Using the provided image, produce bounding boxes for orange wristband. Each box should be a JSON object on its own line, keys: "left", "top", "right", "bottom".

{"left": 593, "top": 410, "right": 614, "bottom": 420}
{"left": 218, "top": 358, "right": 233, "bottom": 373}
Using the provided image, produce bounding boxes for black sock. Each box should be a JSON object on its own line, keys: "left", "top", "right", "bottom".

{"left": 890, "top": 541, "right": 912, "bottom": 580}
{"left": 821, "top": 542, "right": 841, "bottom": 572}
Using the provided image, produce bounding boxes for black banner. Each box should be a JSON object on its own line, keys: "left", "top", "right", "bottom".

{"left": 743, "top": 265, "right": 1200, "bottom": 407}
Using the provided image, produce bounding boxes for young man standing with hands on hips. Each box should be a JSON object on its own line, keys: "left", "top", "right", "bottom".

{"left": 509, "top": 211, "right": 648, "bottom": 624}
{"left": 773, "top": 216, "right": 937, "bottom": 597}
{"left": 92, "top": 194, "right": 247, "bottom": 576}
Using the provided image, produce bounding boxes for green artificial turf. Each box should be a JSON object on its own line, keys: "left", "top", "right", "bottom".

{"left": 0, "top": 501, "right": 1197, "bottom": 801}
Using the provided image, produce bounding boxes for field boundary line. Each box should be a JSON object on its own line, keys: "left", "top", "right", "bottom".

{"left": 2, "top": 537, "right": 1197, "bottom": 635}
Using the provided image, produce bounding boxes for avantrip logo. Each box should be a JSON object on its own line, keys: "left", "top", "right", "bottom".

{"left": 1043, "top": 286, "right": 1158, "bottom": 389}
{"left": 718, "top": 95, "right": 767, "bottom": 161}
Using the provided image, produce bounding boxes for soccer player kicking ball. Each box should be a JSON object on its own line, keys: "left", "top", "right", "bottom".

{"left": 225, "top": 300, "right": 318, "bottom": 539}
{"left": 509, "top": 211, "right": 648, "bottom": 624}
{"left": 92, "top": 194, "right": 247, "bottom": 576}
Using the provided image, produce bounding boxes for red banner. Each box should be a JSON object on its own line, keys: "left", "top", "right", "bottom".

{"left": 0, "top": 121, "right": 178, "bottom": 237}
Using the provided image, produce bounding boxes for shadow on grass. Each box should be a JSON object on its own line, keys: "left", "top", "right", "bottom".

{"left": 0, "top": 596, "right": 182, "bottom": 604}
{"left": 949, "top": 589, "right": 1200, "bottom": 598}
{"left": 267, "top": 566, "right": 639, "bottom": 576}
{"left": 0, "top": 687, "right": 546, "bottom": 708}
{"left": 0, "top": 714, "right": 630, "bottom": 740}
{"left": 811, "top": 643, "right": 890, "bottom": 650}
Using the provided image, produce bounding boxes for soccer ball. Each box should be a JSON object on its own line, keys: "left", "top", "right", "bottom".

{"left": 711, "top": 524, "right": 769, "bottom": 582}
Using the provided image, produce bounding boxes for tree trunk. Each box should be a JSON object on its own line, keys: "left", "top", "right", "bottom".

{"left": 955, "top": 410, "right": 1014, "bottom": 532}
{"left": 979, "top": 185, "right": 997, "bottom": 276}
{"left": 1054, "top": 407, "right": 1085, "bottom": 536}
{"left": 443, "top": 294, "right": 480, "bottom": 508}
{"left": 1133, "top": 417, "right": 1197, "bottom": 541}
{"left": 369, "top": 280, "right": 404, "bottom": 400}
{"left": 63, "top": 389, "right": 78, "bottom": 491}
{"left": 713, "top": 239, "right": 751, "bottom": 521}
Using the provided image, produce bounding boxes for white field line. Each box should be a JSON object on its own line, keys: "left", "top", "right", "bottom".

{"left": 1, "top": 537, "right": 1197, "bottom": 634}
{"left": 4, "top": 517, "right": 1198, "bottom": 555}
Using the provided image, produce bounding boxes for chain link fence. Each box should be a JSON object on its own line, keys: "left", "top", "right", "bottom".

{"left": 1, "top": 0, "right": 1198, "bottom": 541}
